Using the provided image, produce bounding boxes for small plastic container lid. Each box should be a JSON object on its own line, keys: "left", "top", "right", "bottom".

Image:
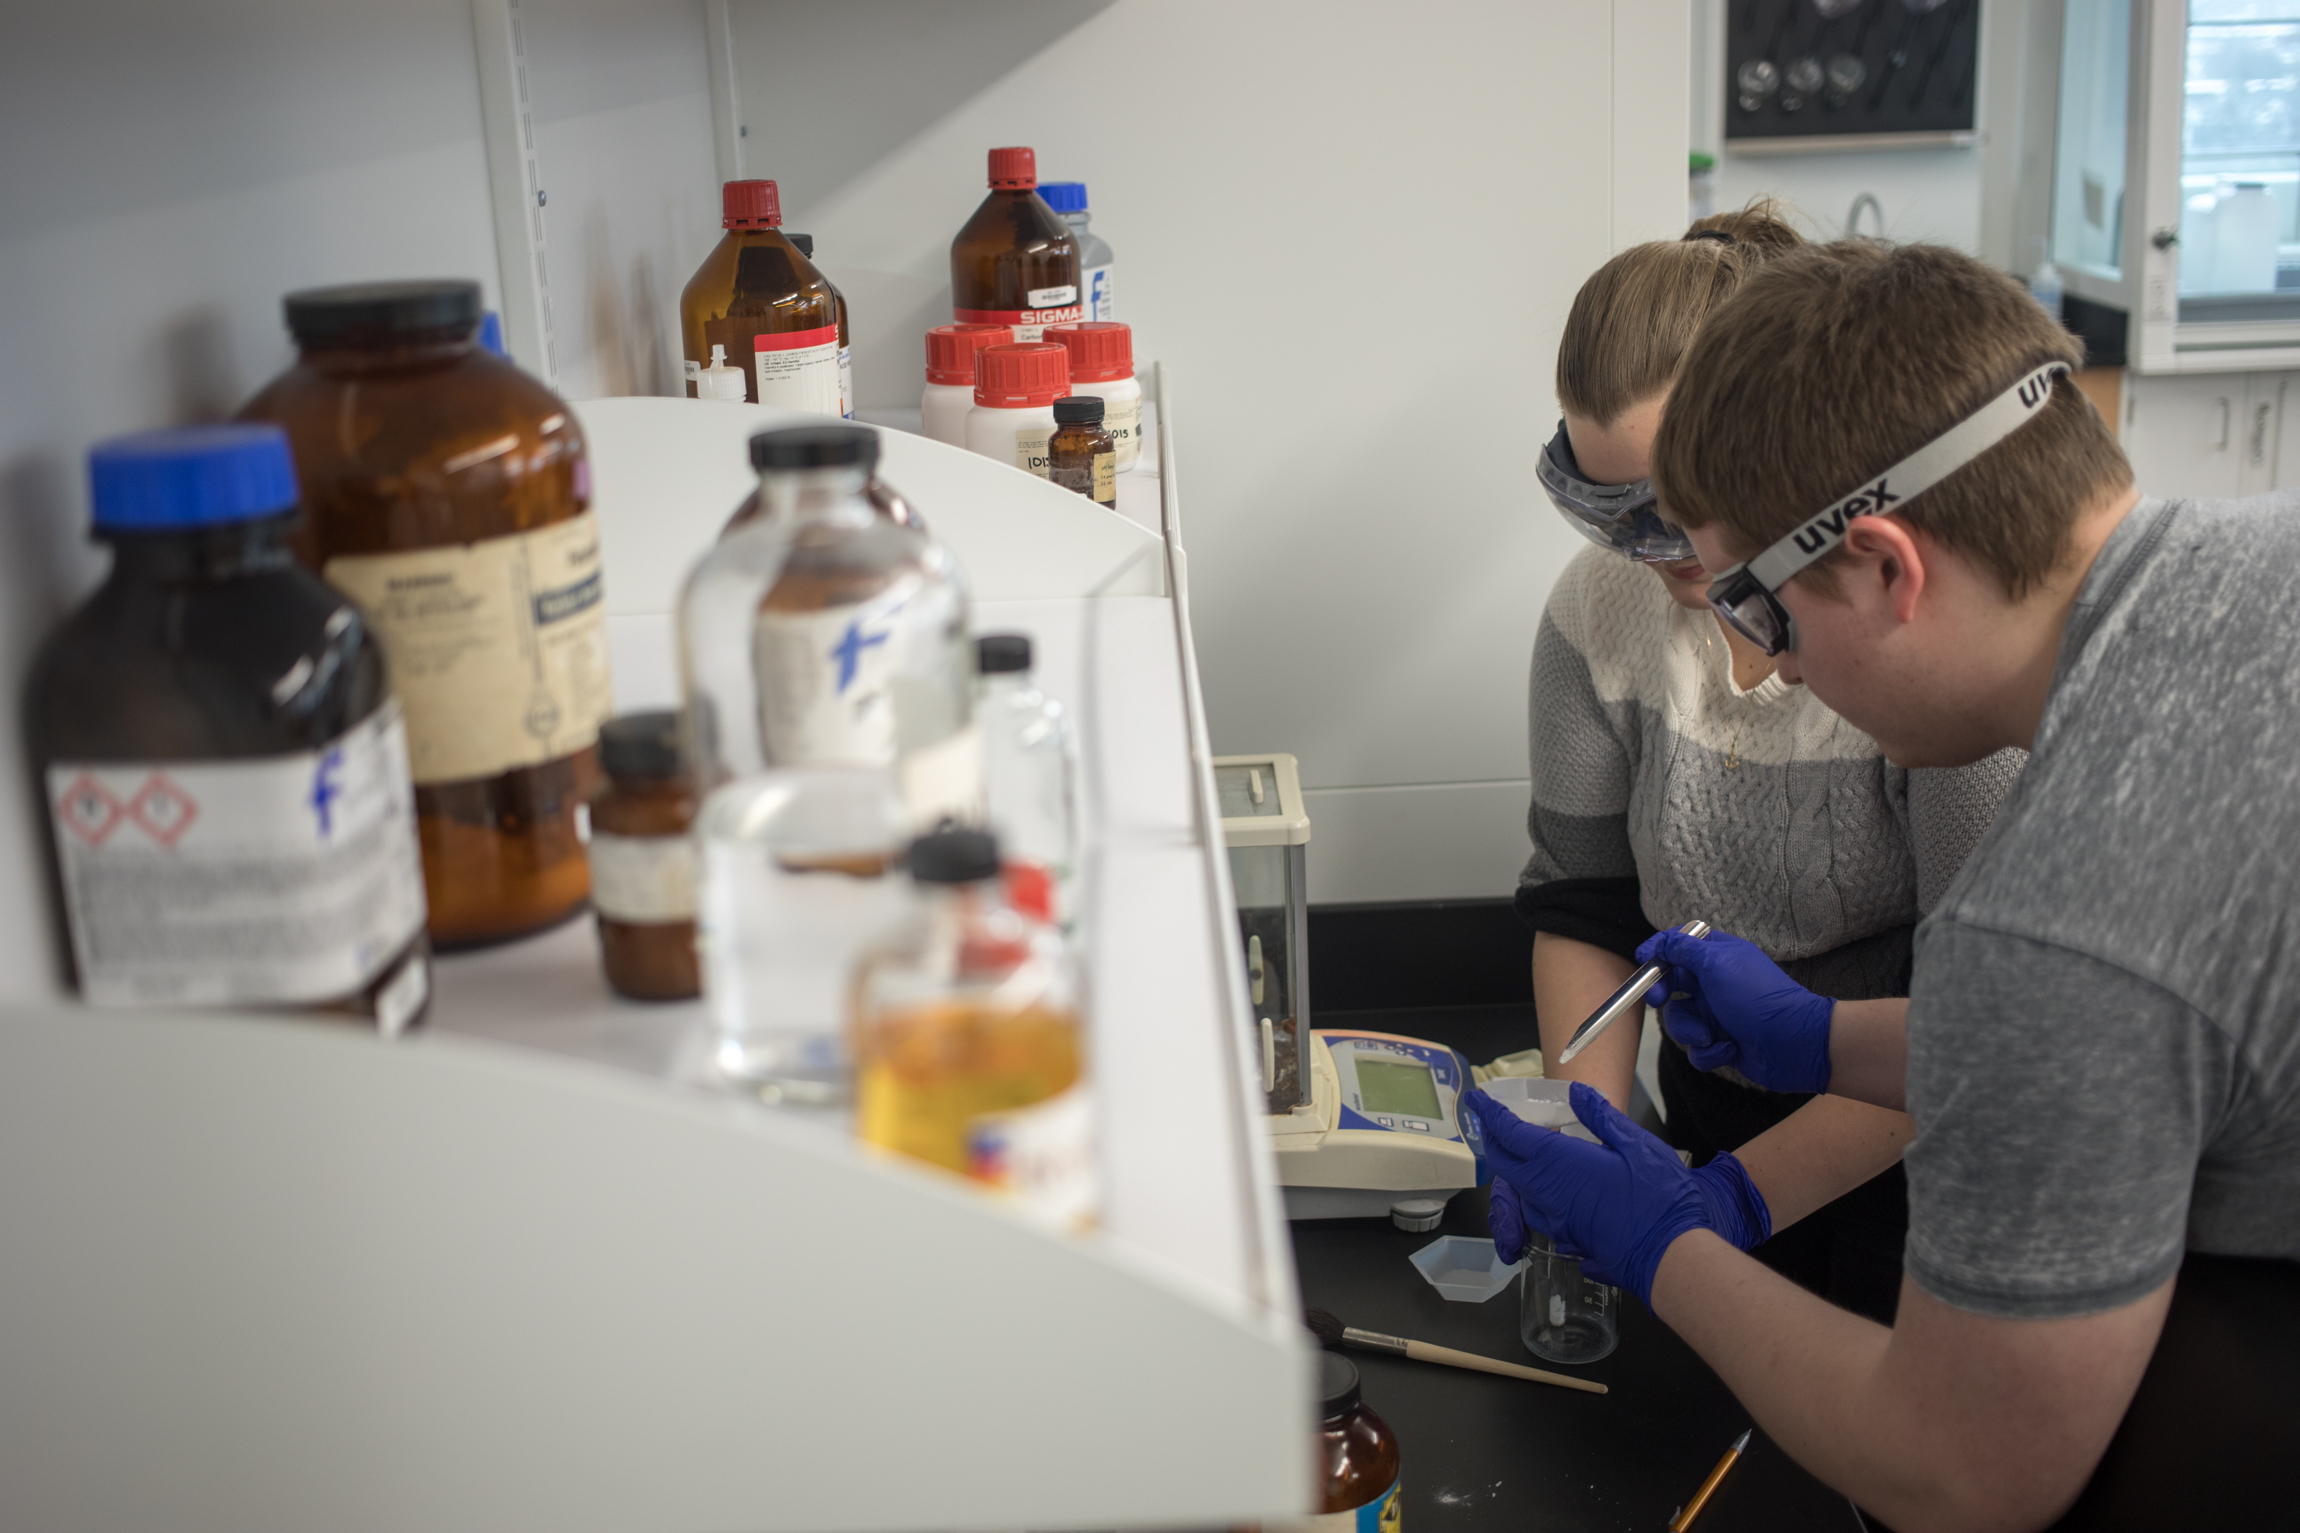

{"left": 598, "top": 711, "right": 683, "bottom": 781}
{"left": 976, "top": 633, "right": 1033, "bottom": 674}
{"left": 910, "top": 827, "right": 1002, "bottom": 884}
{"left": 1043, "top": 322, "right": 1134, "bottom": 384}
{"left": 477, "top": 311, "right": 508, "bottom": 357}
{"left": 749, "top": 423, "right": 878, "bottom": 473}
{"left": 1053, "top": 395, "right": 1106, "bottom": 427}
{"left": 1318, "top": 1351, "right": 1362, "bottom": 1419}
{"left": 284, "top": 280, "right": 482, "bottom": 346}
{"left": 987, "top": 146, "right": 1037, "bottom": 189}
{"left": 974, "top": 343, "right": 1070, "bottom": 408}
{"left": 88, "top": 424, "right": 300, "bottom": 532}
{"left": 787, "top": 232, "right": 814, "bottom": 258}
{"left": 722, "top": 178, "right": 782, "bottom": 230}
{"left": 1038, "top": 181, "right": 1089, "bottom": 214}
{"left": 926, "top": 323, "right": 1015, "bottom": 385}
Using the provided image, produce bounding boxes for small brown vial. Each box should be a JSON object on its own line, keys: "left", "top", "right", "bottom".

{"left": 238, "top": 280, "right": 609, "bottom": 950}
{"left": 589, "top": 712, "right": 700, "bottom": 1001}
{"left": 1315, "top": 1354, "right": 1403, "bottom": 1527}
{"left": 1047, "top": 396, "right": 1116, "bottom": 508}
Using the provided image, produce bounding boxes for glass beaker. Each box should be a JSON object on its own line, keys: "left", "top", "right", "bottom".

{"left": 1520, "top": 1230, "right": 1619, "bottom": 1364}
{"left": 698, "top": 766, "right": 910, "bottom": 1106}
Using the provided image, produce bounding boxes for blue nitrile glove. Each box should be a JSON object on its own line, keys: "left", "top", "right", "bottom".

{"left": 1637, "top": 927, "right": 1834, "bottom": 1095}
{"left": 1464, "top": 1083, "right": 1718, "bottom": 1307}
{"left": 1488, "top": 1133, "right": 1771, "bottom": 1262}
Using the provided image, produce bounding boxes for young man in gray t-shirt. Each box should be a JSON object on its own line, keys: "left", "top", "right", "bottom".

{"left": 1463, "top": 241, "right": 2300, "bottom": 1532}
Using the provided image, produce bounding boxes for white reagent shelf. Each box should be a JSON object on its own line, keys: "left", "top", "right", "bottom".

{"left": 0, "top": 367, "right": 1315, "bottom": 1533}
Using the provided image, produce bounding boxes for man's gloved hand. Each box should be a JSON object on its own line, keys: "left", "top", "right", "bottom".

{"left": 1637, "top": 927, "right": 1835, "bottom": 1095}
{"left": 1465, "top": 1083, "right": 1734, "bottom": 1307}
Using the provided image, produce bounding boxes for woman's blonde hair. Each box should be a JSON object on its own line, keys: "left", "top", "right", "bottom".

{"left": 1555, "top": 201, "right": 1805, "bottom": 429}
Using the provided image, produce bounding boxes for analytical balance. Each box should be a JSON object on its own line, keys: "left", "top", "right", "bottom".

{"left": 1214, "top": 754, "right": 1487, "bottom": 1228}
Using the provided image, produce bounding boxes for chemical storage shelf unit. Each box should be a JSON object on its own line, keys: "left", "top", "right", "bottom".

{"left": 0, "top": 369, "right": 1316, "bottom": 1533}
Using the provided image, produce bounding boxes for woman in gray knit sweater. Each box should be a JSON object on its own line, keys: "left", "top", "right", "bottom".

{"left": 1522, "top": 208, "right": 2023, "bottom": 1322}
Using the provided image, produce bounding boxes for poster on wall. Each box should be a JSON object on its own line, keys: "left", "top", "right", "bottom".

{"left": 1725, "top": 0, "right": 1978, "bottom": 150}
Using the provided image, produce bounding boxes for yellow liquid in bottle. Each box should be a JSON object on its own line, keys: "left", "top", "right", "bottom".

{"left": 855, "top": 1000, "right": 1082, "bottom": 1177}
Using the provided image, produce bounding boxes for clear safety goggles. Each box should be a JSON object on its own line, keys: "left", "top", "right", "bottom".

{"left": 1705, "top": 361, "right": 2073, "bottom": 655}
{"left": 1538, "top": 420, "right": 1696, "bottom": 564}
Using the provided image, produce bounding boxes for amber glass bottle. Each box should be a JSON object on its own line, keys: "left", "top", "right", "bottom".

{"left": 787, "top": 232, "right": 853, "bottom": 419}
{"left": 1047, "top": 396, "right": 1117, "bottom": 508}
{"left": 679, "top": 180, "right": 842, "bottom": 415}
{"left": 1312, "top": 1354, "right": 1403, "bottom": 1530}
{"left": 238, "top": 280, "right": 610, "bottom": 949}
{"left": 589, "top": 711, "right": 699, "bottom": 1001}
{"left": 950, "top": 147, "right": 1082, "bottom": 342}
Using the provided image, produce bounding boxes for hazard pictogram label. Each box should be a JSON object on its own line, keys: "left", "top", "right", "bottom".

{"left": 127, "top": 774, "right": 199, "bottom": 848}
{"left": 56, "top": 774, "right": 123, "bottom": 847}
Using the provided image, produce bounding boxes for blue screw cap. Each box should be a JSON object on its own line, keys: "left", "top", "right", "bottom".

{"left": 1038, "top": 181, "right": 1089, "bottom": 214}
{"left": 87, "top": 424, "right": 300, "bottom": 531}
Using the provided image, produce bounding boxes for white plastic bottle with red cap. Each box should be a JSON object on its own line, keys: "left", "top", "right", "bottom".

{"left": 922, "top": 323, "right": 1013, "bottom": 447}
{"left": 950, "top": 147, "right": 1083, "bottom": 343}
{"left": 965, "top": 342, "right": 1071, "bottom": 477}
{"left": 1043, "top": 322, "right": 1142, "bottom": 474}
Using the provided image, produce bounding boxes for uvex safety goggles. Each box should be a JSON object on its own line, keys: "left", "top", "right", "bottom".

{"left": 1538, "top": 420, "right": 1696, "bottom": 563}
{"left": 1704, "top": 361, "right": 2073, "bottom": 655}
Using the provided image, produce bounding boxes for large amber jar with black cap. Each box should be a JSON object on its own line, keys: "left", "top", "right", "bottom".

{"left": 238, "top": 279, "right": 611, "bottom": 948}
{"left": 678, "top": 180, "right": 843, "bottom": 415}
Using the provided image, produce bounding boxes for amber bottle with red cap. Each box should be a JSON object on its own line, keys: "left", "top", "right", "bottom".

{"left": 678, "top": 180, "right": 842, "bottom": 415}
{"left": 950, "top": 148, "right": 1082, "bottom": 342}
{"left": 964, "top": 342, "right": 1071, "bottom": 477}
{"left": 1044, "top": 321, "right": 1143, "bottom": 473}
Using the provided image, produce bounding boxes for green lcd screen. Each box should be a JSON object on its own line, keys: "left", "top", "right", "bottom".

{"left": 1355, "top": 1058, "right": 1443, "bottom": 1120}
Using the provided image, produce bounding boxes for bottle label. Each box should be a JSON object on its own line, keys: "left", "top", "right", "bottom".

{"left": 323, "top": 513, "right": 614, "bottom": 786}
{"left": 1014, "top": 424, "right": 1056, "bottom": 478}
{"left": 839, "top": 346, "right": 855, "bottom": 419}
{"left": 966, "top": 1081, "right": 1098, "bottom": 1228}
{"left": 46, "top": 706, "right": 428, "bottom": 1009}
{"left": 1101, "top": 392, "right": 1144, "bottom": 470}
{"left": 955, "top": 305, "right": 1086, "bottom": 343}
{"left": 752, "top": 324, "right": 842, "bottom": 417}
{"left": 1083, "top": 264, "right": 1115, "bottom": 322}
{"left": 1280, "top": 1480, "right": 1403, "bottom": 1533}
{"left": 1026, "top": 284, "right": 1078, "bottom": 308}
{"left": 751, "top": 583, "right": 917, "bottom": 767}
{"left": 588, "top": 830, "right": 697, "bottom": 923}
{"left": 1048, "top": 453, "right": 1116, "bottom": 507}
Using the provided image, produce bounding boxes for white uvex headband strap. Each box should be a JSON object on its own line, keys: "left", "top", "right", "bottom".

{"left": 1745, "top": 361, "right": 2073, "bottom": 590}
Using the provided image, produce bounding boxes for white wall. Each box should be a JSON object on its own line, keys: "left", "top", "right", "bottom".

{"left": 1691, "top": 0, "right": 1985, "bottom": 250}
{"left": 731, "top": 0, "right": 1688, "bottom": 904}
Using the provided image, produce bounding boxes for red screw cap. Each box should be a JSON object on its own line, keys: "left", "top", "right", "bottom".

{"left": 722, "top": 179, "right": 781, "bottom": 230}
{"left": 926, "top": 323, "right": 1015, "bottom": 385}
{"left": 1042, "top": 322, "right": 1134, "bottom": 384}
{"left": 974, "top": 342, "right": 1070, "bottom": 408}
{"left": 987, "top": 147, "right": 1037, "bottom": 190}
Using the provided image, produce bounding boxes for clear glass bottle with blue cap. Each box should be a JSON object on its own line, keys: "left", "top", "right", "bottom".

{"left": 25, "top": 425, "right": 432, "bottom": 1033}
{"left": 1036, "top": 182, "right": 1114, "bottom": 322}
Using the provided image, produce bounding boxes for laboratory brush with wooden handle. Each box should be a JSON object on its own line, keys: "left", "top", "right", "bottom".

{"left": 1305, "top": 1308, "right": 1607, "bottom": 1395}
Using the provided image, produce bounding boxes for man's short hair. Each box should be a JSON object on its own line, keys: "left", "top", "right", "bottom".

{"left": 1650, "top": 241, "right": 2131, "bottom": 598}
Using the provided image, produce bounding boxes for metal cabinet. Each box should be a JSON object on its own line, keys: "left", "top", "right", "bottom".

{"left": 2123, "top": 369, "right": 2299, "bottom": 500}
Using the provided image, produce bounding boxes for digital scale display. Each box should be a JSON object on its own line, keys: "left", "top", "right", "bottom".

{"left": 1352, "top": 1057, "right": 1442, "bottom": 1120}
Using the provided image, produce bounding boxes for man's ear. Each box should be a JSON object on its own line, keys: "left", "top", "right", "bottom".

{"left": 1841, "top": 515, "right": 1927, "bottom": 626}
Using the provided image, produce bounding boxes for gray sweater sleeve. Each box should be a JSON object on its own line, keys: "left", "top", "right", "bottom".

{"left": 1520, "top": 605, "right": 1638, "bottom": 890}
{"left": 1907, "top": 748, "right": 2026, "bottom": 913}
